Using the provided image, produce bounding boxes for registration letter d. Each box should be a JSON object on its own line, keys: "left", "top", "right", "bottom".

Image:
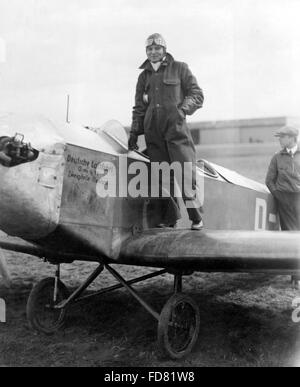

{"left": 0, "top": 298, "right": 6, "bottom": 323}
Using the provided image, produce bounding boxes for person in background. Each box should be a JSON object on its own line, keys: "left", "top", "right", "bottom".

{"left": 266, "top": 126, "right": 300, "bottom": 287}
{"left": 266, "top": 126, "right": 300, "bottom": 231}
{"left": 128, "top": 33, "right": 204, "bottom": 230}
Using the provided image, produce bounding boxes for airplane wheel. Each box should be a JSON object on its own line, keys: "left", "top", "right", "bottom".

{"left": 27, "top": 277, "right": 69, "bottom": 335}
{"left": 157, "top": 293, "right": 200, "bottom": 359}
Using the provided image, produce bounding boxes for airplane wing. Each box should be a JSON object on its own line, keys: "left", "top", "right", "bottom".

{"left": 117, "top": 229, "right": 300, "bottom": 273}
{"left": 0, "top": 235, "right": 96, "bottom": 263}
{"left": 0, "top": 235, "right": 46, "bottom": 257}
{"left": 1, "top": 230, "right": 299, "bottom": 274}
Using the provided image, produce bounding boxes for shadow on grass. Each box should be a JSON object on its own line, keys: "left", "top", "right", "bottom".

{"left": 1, "top": 272, "right": 299, "bottom": 367}
{"left": 60, "top": 275, "right": 299, "bottom": 366}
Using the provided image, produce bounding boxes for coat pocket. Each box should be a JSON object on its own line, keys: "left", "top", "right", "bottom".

{"left": 163, "top": 78, "right": 181, "bottom": 103}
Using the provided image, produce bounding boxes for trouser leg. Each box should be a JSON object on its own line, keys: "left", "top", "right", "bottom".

{"left": 275, "top": 192, "right": 300, "bottom": 231}
{"left": 166, "top": 122, "right": 202, "bottom": 223}
{"left": 144, "top": 110, "right": 181, "bottom": 225}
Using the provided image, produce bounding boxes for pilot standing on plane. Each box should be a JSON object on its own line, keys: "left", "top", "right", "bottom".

{"left": 128, "top": 33, "right": 204, "bottom": 230}
{"left": 266, "top": 126, "right": 300, "bottom": 230}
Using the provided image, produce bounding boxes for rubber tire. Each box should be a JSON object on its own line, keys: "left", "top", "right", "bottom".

{"left": 157, "top": 293, "right": 200, "bottom": 359}
{"left": 27, "top": 277, "right": 69, "bottom": 335}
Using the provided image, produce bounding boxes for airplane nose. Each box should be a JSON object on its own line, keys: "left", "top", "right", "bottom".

{"left": 0, "top": 114, "right": 66, "bottom": 241}
{"left": 0, "top": 143, "right": 65, "bottom": 241}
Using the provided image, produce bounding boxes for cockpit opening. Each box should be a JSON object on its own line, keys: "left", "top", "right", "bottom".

{"left": 197, "top": 159, "right": 219, "bottom": 178}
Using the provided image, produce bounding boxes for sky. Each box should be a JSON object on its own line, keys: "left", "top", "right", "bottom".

{"left": 0, "top": 0, "right": 300, "bottom": 127}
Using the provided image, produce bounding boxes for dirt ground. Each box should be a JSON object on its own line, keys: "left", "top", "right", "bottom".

{"left": 0, "top": 142, "right": 300, "bottom": 367}
{"left": 1, "top": 251, "right": 300, "bottom": 367}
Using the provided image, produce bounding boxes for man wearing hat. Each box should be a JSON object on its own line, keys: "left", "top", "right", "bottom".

{"left": 128, "top": 33, "right": 204, "bottom": 230}
{"left": 266, "top": 126, "right": 300, "bottom": 230}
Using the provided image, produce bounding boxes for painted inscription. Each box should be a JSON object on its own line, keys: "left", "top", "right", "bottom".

{"left": 66, "top": 154, "right": 105, "bottom": 184}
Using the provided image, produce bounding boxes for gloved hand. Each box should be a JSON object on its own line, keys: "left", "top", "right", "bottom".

{"left": 128, "top": 133, "right": 139, "bottom": 151}
{"left": 181, "top": 96, "right": 199, "bottom": 116}
{"left": 178, "top": 108, "right": 186, "bottom": 119}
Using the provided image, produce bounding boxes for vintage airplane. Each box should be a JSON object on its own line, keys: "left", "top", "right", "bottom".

{"left": 0, "top": 113, "right": 299, "bottom": 359}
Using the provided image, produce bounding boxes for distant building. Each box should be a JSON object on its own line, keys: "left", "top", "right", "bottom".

{"left": 188, "top": 116, "right": 300, "bottom": 145}
{"left": 130, "top": 116, "right": 300, "bottom": 149}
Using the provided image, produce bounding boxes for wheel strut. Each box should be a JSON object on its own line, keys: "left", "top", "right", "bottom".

{"left": 174, "top": 273, "right": 182, "bottom": 294}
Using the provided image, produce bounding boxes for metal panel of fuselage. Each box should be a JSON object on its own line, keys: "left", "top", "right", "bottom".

{"left": 54, "top": 144, "right": 279, "bottom": 257}
{"left": 57, "top": 144, "right": 163, "bottom": 257}
{"left": 172, "top": 174, "right": 278, "bottom": 231}
{"left": 0, "top": 151, "right": 65, "bottom": 240}
{"left": 201, "top": 177, "right": 279, "bottom": 231}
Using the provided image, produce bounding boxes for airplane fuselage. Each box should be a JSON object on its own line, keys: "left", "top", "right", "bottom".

{"left": 0, "top": 115, "right": 279, "bottom": 261}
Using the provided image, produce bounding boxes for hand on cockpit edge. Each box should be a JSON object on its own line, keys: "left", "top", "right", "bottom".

{"left": 128, "top": 133, "right": 139, "bottom": 151}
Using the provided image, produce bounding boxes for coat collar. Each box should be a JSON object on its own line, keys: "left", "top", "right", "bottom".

{"left": 280, "top": 144, "right": 300, "bottom": 155}
{"left": 139, "top": 52, "right": 174, "bottom": 70}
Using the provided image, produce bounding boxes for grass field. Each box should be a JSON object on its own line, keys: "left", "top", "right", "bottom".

{"left": 1, "top": 142, "right": 300, "bottom": 367}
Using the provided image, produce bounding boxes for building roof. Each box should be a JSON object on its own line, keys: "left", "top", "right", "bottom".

{"left": 188, "top": 116, "right": 300, "bottom": 131}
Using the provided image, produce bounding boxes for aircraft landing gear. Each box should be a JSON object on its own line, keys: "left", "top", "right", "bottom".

{"left": 26, "top": 271, "right": 69, "bottom": 335}
{"left": 158, "top": 293, "right": 200, "bottom": 359}
{"left": 157, "top": 273, "right": 200, "bottom": 359}
{"left": 26, "top": 263, "right": 200, "bottom": 359}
